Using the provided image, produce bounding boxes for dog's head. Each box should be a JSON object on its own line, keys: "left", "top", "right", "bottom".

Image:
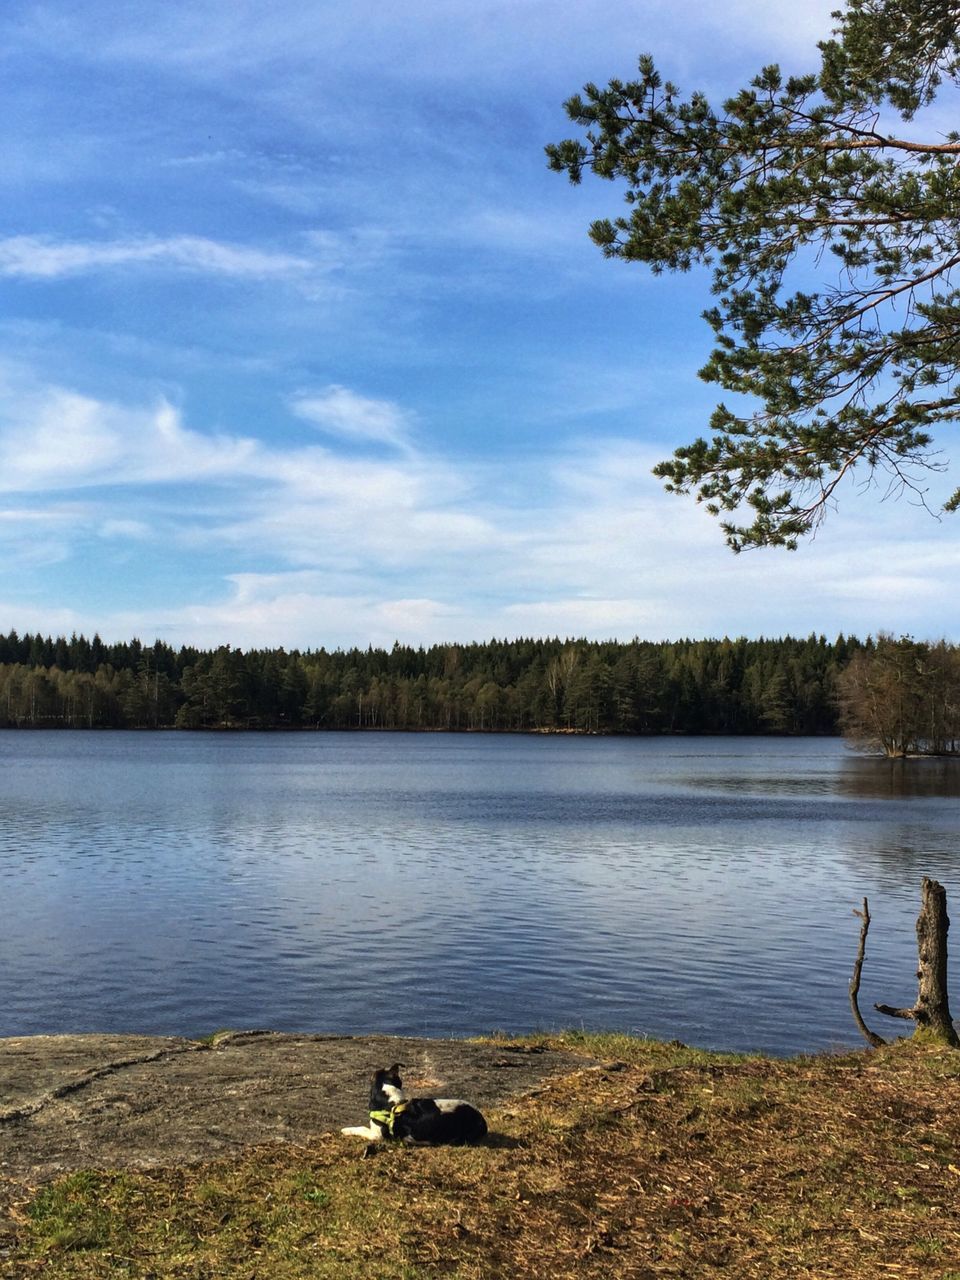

{"left": 370, "top": 1063, "right": 405, "bottom": 1109}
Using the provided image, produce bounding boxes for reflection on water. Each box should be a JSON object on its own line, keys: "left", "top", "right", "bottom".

{"left": 838, "top": 755, "right": 960, "bottom": 799}
{"left": 0, "top": 731, "right": 957, "bottom": 1056}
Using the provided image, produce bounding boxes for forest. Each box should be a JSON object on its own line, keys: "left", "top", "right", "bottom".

{"left": 0, "top": 630, "right": 859, "bottom": 735}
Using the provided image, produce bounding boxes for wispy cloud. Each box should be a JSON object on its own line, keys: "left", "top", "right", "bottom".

{"left": 0, "top": 500, "right": 90, "bottom": 570}
{"left": 0, "top": 373, "right": 501, "bottom": 574}
{"left": 1, "top": 368, "right": 958, "bottom": 652}
{"left": 289, "top": 386, "right": 414, "bottom": 450}
{"left": 7, "top": 0, "right": 838, "bottom": 87}
{"left": 161, "top": 149, "right": 247, "bottom": 168}
{"left": 0, "top": 235, "right": 312, "bottom": 280}
{"left": 0, "top": 0, "right": 948, "bottom": 656}
{"left": 0, "top": 387, "right": 259, "bottom": 492}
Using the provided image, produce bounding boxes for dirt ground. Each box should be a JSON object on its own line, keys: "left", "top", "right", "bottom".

{"left": 0, "top": 1031, "right": 591, "bottom": 1190}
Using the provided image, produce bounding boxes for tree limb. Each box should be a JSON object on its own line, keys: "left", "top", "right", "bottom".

{"left": 874, "top": 1002, "right": 917, "bottom": 1019}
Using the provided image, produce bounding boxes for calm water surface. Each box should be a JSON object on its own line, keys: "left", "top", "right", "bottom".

{"left": 1, "top": 731, "right": 958, "bottom": 1056}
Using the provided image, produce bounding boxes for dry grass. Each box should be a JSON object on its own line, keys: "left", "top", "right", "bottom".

{"left": 3, "top": 1033, "right": 960, "bottom": 1278}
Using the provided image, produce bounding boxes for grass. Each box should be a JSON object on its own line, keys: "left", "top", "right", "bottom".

{"left": 3, "top": 1032, "right": 960, "bottom": 1278}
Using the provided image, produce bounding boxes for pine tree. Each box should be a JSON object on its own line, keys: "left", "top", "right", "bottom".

{"left": 547, "top": 0, "right": 960, "bottom": 549}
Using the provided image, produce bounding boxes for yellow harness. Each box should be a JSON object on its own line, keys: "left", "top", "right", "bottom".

{"left": 368, "top": 1102, "right": 408, "bottom": 1136}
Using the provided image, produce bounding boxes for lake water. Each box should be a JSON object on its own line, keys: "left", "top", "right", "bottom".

{"left": 1, "top": 731, "right": 958, "bottom": 1056}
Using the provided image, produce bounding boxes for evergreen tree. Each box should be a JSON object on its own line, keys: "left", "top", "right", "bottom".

{"left": 547, "top": 0, "right": 960, "bottom": 548}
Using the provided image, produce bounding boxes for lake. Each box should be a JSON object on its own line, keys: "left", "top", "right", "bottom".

{"left": 1, "top": 730, "right": 958, "bottom": 1056}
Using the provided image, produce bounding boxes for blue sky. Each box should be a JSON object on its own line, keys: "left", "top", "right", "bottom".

{"left": 1, "top": 0, "right": 957, "bottom": 651}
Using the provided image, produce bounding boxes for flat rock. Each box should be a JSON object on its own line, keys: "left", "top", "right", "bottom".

{"left": 0, "top": 1031, "right": 591, "bottom": 1187}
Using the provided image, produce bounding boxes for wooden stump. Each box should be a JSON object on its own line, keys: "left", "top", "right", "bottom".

{"left": 870, "top": 877, "right": 960, "bottom": 1048}
{"left": 913, "top": 877, "right": 959, "bottom": 1045}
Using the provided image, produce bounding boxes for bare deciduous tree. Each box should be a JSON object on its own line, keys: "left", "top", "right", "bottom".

{"left": 836, "top": 635, "right": 960, "bottom": 757}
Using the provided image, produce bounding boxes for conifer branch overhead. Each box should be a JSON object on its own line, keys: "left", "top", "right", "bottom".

{"left": 547, "top": 0, "right": 960, "bottom": 548}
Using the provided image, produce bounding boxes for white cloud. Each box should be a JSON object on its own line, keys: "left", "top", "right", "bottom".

{"left": 0, "top": 374, "right": 507, "bottom": 590}
{"left": 289, "top": 386, "right": 414, "bottom": 450}
{"left": 1, "top": 367, "right": 958, "bottom": 653}
{"left": 0, "top": 235, "right": 312, "bottom": 281}
{"left": 0, "top": 388, "right": 260, "bottom": 492}
{"left": 0, "top": 501, "right": 83, "bottom": 569}
{"left": 161, "top": 148, "right": 247, "bottom": 168}
{"left": 0, "top": 599, "right": 90, "bottom": 638}
{"left": 14, "top": 1, "right": 837, "bottom": 86}
{"left": 98, "top": 518, "right": 151, "bottom": 539}
{"left": 1, "top": 0, "right": 952, "bottom": 659}
{"left": 151, "top": 579, "right": 479, "bottom": 651}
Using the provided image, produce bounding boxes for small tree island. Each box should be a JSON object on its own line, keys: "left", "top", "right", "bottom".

{"left": 836, "top": 633, "right": 960, "bottom": 756}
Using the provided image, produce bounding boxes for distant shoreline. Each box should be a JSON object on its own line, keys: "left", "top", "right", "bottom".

{"left": 0, "top": 723, "right": 841, "bottom": 737}
{"left": 0, "top": 633, "right": 850, "bottom": 735}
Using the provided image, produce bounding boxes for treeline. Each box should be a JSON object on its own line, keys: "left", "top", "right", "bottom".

{"left": 0, "top": 631, "right": 858, "bottom": 734}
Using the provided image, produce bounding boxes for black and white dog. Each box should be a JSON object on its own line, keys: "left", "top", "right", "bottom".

{"left": 341, "top": 1063, "right": 487, "bottom": 1145}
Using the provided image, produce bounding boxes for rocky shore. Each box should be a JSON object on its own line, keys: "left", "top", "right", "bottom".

{"left": 0, "top": 1030, "right": 590, "bottom": 1188}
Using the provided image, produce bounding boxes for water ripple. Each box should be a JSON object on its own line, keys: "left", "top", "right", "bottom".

{"left": 0, "top": 731, "right": 957, "bottom": 1054}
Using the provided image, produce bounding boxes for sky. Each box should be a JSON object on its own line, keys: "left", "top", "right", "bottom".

{"left": 1, "top": 0, "right": 958, "bottom": 652}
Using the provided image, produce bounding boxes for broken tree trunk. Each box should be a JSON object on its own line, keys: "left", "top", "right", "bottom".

{"left": 871, "top": 877, "right": 960, "bottom": 1048}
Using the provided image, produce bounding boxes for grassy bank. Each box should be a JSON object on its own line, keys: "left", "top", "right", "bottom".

{"left": 3, "top": 1032, "right": 960, "bottom": 1278}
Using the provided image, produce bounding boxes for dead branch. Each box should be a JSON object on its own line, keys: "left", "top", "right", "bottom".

{"left": 850, "top": 898, "right": 886, "bottom": 1048}
{"left": 874, "top": 1003, "right": 916, "bottom": 1020}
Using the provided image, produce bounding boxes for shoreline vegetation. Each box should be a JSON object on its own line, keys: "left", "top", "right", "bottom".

{"left": 2, "top": 1031, "right": 959, "bottom": 1278}
{"left": 3, "top": 629, "right": 958, "bottom": 754}
{"left": 0, "top": 631, "right": 855, "bottom": 735}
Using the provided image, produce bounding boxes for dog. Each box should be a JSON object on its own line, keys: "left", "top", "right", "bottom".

{"left": 341, "top": 1063, "right": 487, "bottom": 1145}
